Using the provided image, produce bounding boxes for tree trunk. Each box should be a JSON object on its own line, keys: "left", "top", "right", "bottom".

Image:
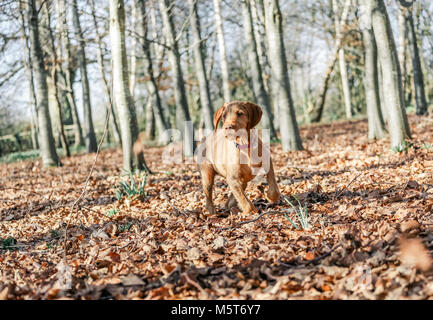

{"left": 241, "top": 0, "right": 276, "bottom": 139}
{"left": 333, "top": 0, "right": 352, "bottom": 119}
{"left": 397, "top": 3, "right": 408, "bottom": 99}
{"left": 309, "top": 0, "right": 351, "bottom": 123}
{"left": 158, "top": 0, "right": 194, "bottom": 157}
{"left": 150, "top": 1, "right": 171, "bottom": 124}
{"left": 360, "top": 0, "right": 386, "bottom": 140}
{"left": 188, "top": 0, "right": 214, "bottom": 130}
{"left": 250, "top": 0, "right": 269, "bottom": 93}
{"left": 369, "top": 0, "right": 411, "bottom": 148}
{"left": 144, "top": 98, "right": 155, "bottom": 139}
{"left": 19, "top": 1, "right": 39, "bottom": 149}
{"left": 400, "top": 1, "right": 428, "bottom": 115}
{"left": 109, "top": 0, "right": 150, "bottom": 172}
{"left": 136, "top": 0, "right": 170, "bottom": 144}
{"left": 71, "top": 0, "right": 97, "bottom": 153}
{"left": 129, "top": 2, "right": 137, "bottom": 100}
{"left": 44, "top": 3, "right": 70, "bottom": 157}
{"left": 89, "top": 0, "right": 123, "bottom": 146}
{"left": 213, "top": 0, "right": 231, "bottom": 101}
{"left": 56, "top": 0, "right": 83, "bottom": 147}
{"left": 263, "top": 0, "right": 303, "bottom": 151}
{"left": 27, "top": 0, "right": 60, "bottom": 167}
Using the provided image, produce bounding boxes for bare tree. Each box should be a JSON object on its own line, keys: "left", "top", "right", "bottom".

{"left": 213, "top": 0, "right": 231, "bottom": 101}
{"left": 89, "top": 0, "right": 122, "bottom": 145}
{"left": 136, "top": 0, "right": 170, "bottom": 143}
{"left": 43, "top": 2, "right": 70, "bottom": 157}
{"left": 309, "top": 0, "right": 351, "bottom": 123}
{"left": 188, "top": 0, "right": 214, "bottom": 130}
{"left": 360, "top": 0, "right": 386, "bottom": 139}
{"left": 19, "top": 0, "right": 38, "bottom": 149}
{"left": 158, "top": 0, "right": 194, "bottom": 156}
{"left": 71, "top": 0, "right": 97, "bottom": 153}
{"left": 369, "top": 0, "right": 411, "bottom": 148}
{"left": 333, "top": 0, "right": 352, "bottom": 119}
{"left": 241, "top": 0, "right": 276, "bottom": 139}
{"left": 27, "top": 0, "right": 60, "bottom": 167}
{"left": 56, "top": 0, "right": 83, "bottom": 147}
{"left": 264, "top": 0, "right": 303, "bottom": 150}
{"left": 397, "top": 1, "right": 408, "bottom": 97}
{"left": 250, "top": 0, "right": 269, "bottom": 92}
{"left": 399, "top": 0, "right": 428, "bottom": 115}
{"left": 110, "top": 0, "right": 151, "bottom": 172}
{"left": 129, "top": 1, "right": 138, "bottom": 100}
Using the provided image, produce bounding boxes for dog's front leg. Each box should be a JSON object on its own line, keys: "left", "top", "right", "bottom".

{"left": 201, "top": 163, "right": 216, "bottom": 214}
{"left": 227, "top": 178, "right": 257, "bottom": 214}
{"left": 265, "top": 159, "right": 280, "bottom": 203}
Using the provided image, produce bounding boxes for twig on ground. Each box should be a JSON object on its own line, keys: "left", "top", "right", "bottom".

{"left": 216, "top": 210, "right": 287, "bottom": 231}
{"left": 184, "top": 272, "right": 215, "bottom": 300}
{"left": 333, "top": 173, "right": 363, "bottom": 200}
{"left": 304, "top": 244, "right": 342, "bottom": 265}
{"left": 62, "top": 61, "right": 114, "bottom": 262}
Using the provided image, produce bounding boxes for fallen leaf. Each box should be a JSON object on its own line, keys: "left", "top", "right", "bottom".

{"left": 109, "top": 251, "right": 121, "bottom": 263}
{"left": 399, "top": 237, "right": 432, "bottom": 271}
{"left": 187, "top": 247, "right": 201, "bottom": 260}
{"left": 400, "top": 220, "right": 420, "bottom": 233}
{"left": 305, "top": 252, "right": 315, "bottom": 261}
{"left": 122, "top": 274, "right": 145, "bottom": 286}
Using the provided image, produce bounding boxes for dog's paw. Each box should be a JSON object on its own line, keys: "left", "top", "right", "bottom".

{"left": 266, "top": 190, "right": 281, "bottom": 203}
{"left": 206, "top": 204, "right": 217, "bottom": 215}
{"left": 242, "top": 203, "right": 258, "bottom": 215}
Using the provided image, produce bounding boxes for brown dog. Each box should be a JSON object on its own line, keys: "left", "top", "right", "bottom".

{"left": 198, "top": 101, "right": 280, "bottom": 215}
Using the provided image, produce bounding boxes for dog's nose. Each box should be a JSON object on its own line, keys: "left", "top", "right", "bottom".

{"left": 224, "top": 124, "right": 235, "bottom": 130}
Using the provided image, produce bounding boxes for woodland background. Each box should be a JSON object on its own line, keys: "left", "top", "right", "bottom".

{"left": 0, "top": 0, "right": 432, "bottom": 300}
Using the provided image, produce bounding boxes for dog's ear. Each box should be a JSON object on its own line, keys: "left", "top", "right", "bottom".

{"left": 213, "top": 103, "right": 227, "bottom": 132}
{"left": 245, "top": 102, "right": 262, "bottom": 129}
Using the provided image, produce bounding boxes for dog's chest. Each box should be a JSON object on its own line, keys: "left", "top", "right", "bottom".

{"left": 212, "top": 142, "right": 258, "bottom": 182}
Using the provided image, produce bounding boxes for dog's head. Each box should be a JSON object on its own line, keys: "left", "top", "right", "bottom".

{"left": 213, "top": 101, "right": 262, "bottom": 134}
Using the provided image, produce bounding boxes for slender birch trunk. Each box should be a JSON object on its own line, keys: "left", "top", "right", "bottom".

{"left": 158, "top": 0, "right": 194, "bottom": 156}
{"left": 89, "top": 0, "right": 122, "bottom": 145}
{"left": 19, "top": 1, "right": 39, "bottom": 149}
{"left": 150, "top": 0, "right": 171, "bottom": 124}
{"left": 263, "top": 0, "right": 303, "bottom": 151}
{"left": 241, "top": 0, "right": 276, "bottom": 139}
{"left": 333, "top": 0, "right": 352, "bottom": 119}
{"left": 109, "top": 0, "right": 150, "bottom": 172}
{"left": 377, "top": 59, "right": 388, "bottom": 123}
{"left": 145, "top": 98, "right": 155, "bottom": 139}
{"left": 400, "top": 1, "right": 428, "bottom": 115}
{"left": 136, "top": 0, "right": 170, "bottom": 144}
{"left": 188, "top": 0, "right": 214, "bottom": 130}
{"left": 213, "top": 0, "right": 231, "bottom": 101}
{"left": 44, "top": 3, "right": 70, "bottom": 157}
{"left": 71, "top": 0, "right": 97, "bottom": 153}
{"left": 397, "top": 3, "right": 408, "bottom": 98}
{"left": 360, "top": 0, "right": 386, "bottom": 139}
{"left": 56, "top": 0, "right": 83, "bottom": 146}
{"left": 369, "top": 0, "right": 411, "bottom": 148}
{"left": 129, "top": 2, "right": 137, "bottom": 100}
{"left": 250, "top": 0, "right": 268, "bottom": 93}
{"left": 309, "top": 0, "right": 351, "bottom": 122}
{"left": 27, "top": 0, "right": 60, "bottom": 167}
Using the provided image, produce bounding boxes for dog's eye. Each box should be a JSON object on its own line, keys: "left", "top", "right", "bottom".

{"left": 237, "top": 111, "right": 244, "bottom": 116}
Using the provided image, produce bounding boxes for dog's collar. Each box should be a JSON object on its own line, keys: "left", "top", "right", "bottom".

{"left": 234, "top": 142, "right": 250, "bottom": 150}
{"left": 234, "top": 135, "right": 256, "bottom": 150}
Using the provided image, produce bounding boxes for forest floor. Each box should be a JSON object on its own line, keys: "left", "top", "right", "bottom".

{"left": 1, "top": 115, "right": 433, "bottom": 300}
